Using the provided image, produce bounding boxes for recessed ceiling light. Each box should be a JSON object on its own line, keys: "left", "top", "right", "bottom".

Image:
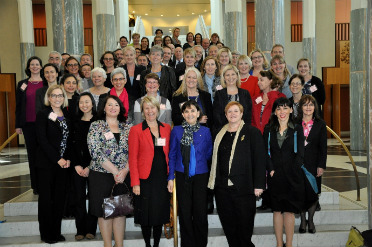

{"left": 204, "top": 10, "right": 207, "bottom": 12}
{"left": 145, "top": 13, "right": 148, "bottom": 15}
{"left": 177, "top": 14, "right": 180, "bottom": 16}
{"left": 192, "top": 13, "right": 195, "bottom": 15}
{"left": 161, "top": 14, "right": 163, "bottom": 16}
{"left": 132, "top": 10, "right": 135, "bottom": 13}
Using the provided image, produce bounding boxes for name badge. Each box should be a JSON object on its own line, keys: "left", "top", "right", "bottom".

{"left": 156, "top": 138, "right": 166, "bottom": 146}
{"left": 104, "top": 131, "right": 114, "bottom": 140}
{"left": 216, "top": 85, "right": 223, "bottom": 91}
{"left": 255, "top": 96, "right": 263, "bottom": 104}
{"left": 310, "top": 85, "right": 318, "bottom": 93}
{"left": 179, "top": 75, "right": 184, "bottom": 81}
{"left": 48, "top": 112, "right": 58, "bottom": 121}
{"left": 136, "top": 74, "right": 141, "bottom": 80}
{"left": 160, "top": 104, "right": 166, "bottom": 110}
{"left": 305, "top": 140, "right": 309, "bottom": 146}
{"left": 20, "top": 83, "right": 27, "bottom": 91}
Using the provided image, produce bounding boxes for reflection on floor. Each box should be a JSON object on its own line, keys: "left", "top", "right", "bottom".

{"left": 0, "top": 137, "right": 368, "bottom": 206}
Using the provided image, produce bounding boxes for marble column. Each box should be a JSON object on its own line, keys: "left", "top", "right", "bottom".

{"left": 255, "top": 0, "right": 285, "bottom": 60}
{"left": 224, "top": 0, "right": 243, "bottom": 53}
{"left": 210, "top": 0, "right": 224, "bottom": 42}
{"left": 17, "top": 0, "right": 35, "bottom": 79}
{"left": 95, "top": 0, "right": 116, "bottom": 59}
{"left": 302, "top": 0, "right": 316, "bottom": 76}
{"left": 115, "top": 0, "right": 129, "bottom": 42}
{"left": 51, "top": 0, "right": 84, "bottom": 55}
{"left": 350, "top": 0, "right": 368, "bottom": 150}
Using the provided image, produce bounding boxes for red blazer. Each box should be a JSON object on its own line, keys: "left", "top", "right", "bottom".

{"left": 128, "top": 121, "right": 171, "bottom": 186}
{"left": 251, "top": 91, "right": 286, "bottom": 133}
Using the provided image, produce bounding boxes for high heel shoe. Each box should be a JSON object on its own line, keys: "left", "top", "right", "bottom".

{"left": 308, "top": 220, "right": 316, "bottom": 234}
{"left": 299, "top": 220, "right": 307, "bottom": 233}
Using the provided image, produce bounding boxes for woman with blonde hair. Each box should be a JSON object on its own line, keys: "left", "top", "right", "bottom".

{"left": 237, "top": 55, "right": 260, "bottom": 99}
{"left": 217, "top": 47, "right": 232, "bottom": 72}
{"left": 213, "top": 65, "right": 251, "bottom": 134}
{"left": 171, "top": 67, "right": 213, "bottom": 128}
{"left": 249, "top": 48, "right": 269, "bottom": 77}
{"left": 271, "top": 55, "right": 292, "bottom": 98}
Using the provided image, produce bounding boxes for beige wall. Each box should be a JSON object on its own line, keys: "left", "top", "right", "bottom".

{"left": 141, "top": 13, "right": 211, "bottom": 36}
{"left": 0, "top": 0, "right": 22, "bottom": 83}
{"left": 316, "top": 0, "right": 335, "bottom": 77}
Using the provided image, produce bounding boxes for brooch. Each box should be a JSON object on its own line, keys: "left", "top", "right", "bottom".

{"left": 241, "top": 135, "right": 245, "bottom": 141}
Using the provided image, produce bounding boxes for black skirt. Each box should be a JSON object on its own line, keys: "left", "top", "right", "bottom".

{"left": 134, "top": 134, "right": 170, "bottom": 226}
{"left": 88, "top": 170, "right": 131, "bottom": 218}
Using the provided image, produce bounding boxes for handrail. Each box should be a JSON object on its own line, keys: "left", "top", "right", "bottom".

{"left": 0, "top": 132, "right": 18, "bottom": 152}
{"left": 326, "top": 126, "right": 360, "bottom": 201}
{"left": 173, "top": 177, "right": 178, "bottom": 247}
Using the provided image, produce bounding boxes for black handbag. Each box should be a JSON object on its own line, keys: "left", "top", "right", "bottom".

{"left": 102, "top": 183, "right": 134, "bottom": 219}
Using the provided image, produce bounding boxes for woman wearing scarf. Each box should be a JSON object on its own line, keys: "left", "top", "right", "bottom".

{"left": 168, "top": 100, "right": 213, "bottom": 247}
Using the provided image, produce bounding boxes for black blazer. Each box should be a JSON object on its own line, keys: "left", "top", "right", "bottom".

{"left": 303, "top": 119, "right": 327, "bottom": 175}
{"left": 71, "top": 118, "right": 95, "bottom": 168}
{"left": 213, "top": 88, "right": 252, "bottom": 133}
{"left": 35, "top": 85, "right": 49, "bottom": 115}
{"left": 171, "top": 90, "right": 213, "bottom": 129}
{"left": 15, "top": 78, "right": 31, "bottom": 128}
{"left": 140, "top": 65, "right": 177, "bottom": 101}
{"left": 215, "top": 124, "right": 266, "bottom": 194}
{"left": 36, "top": 107, "right": 72, "bottom": 169}
{"left": 123, "top": 64, "right": 146, "bottom": 101}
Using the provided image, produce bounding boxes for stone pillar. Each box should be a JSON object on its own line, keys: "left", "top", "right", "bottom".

{"left": 350, "top": 0, "right": 368, "bottom": 150}
{"left": 95, "top": 0, "right": 116, "bottom": 58}
{"left": 210, "top": 0, "right": 224, "bottom": 42}
{"left": 17, "top": 0, "right": 35, "bottom": 79}
{"left": 115, "top": 0, "right": 129, "bottom": 42}
{"left": 51, "top": 0, "right": 84, "bottom": 55}
{"left": 302, "top": 0, "right": 316, "bottom": 76}
{"left": 255, "top": 0, "right": 285, "bottom": 60}
{"left": 224, "top": 0, "right": 243, "bottom": 53}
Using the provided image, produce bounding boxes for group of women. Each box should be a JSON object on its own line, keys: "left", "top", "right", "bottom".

{"left": 15, "top": 40, "right": 327, "bottom": 247}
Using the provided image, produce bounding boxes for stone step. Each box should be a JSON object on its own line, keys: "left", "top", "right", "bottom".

{"left": 0, "top": 224, "right": 368, "bottom": 247}
{"left": 3, "top": 190, "right": 340, "bottom": 217}
{"left": 0, "top": 208, "right": 367, "bottom": 238}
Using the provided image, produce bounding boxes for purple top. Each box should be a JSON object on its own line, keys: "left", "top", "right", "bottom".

{"left": 26, "top": 81, "right": 43, "bottom": 122}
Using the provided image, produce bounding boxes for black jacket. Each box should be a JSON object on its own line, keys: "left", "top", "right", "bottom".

{"left": 36, "top": 107, "right": 72, "bottom": 169}
{"left": 123, "top": 64, "right": 146, "bottom": 101}
{"left": 35, "top": 85, "right": 49, "bottom": 115}
{"left": 213, "top": 88, "right": 252, "bottom": 134}
{"left": 140, "top": 65, "right": 177, "bottom": 101}
{"left": 15, "top": 79, "right": 30, "bottom": 128}
{"left": 171, "top": 90, "right": 213, "bottom": 129}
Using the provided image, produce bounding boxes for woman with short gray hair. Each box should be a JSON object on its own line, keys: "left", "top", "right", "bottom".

{"left": 84, "top": 67, "right": 110, "bottom": 109}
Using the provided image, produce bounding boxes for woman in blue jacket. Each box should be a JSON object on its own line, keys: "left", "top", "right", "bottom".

{"left": 167, "top": 100, "right": 213, "bottom": 247}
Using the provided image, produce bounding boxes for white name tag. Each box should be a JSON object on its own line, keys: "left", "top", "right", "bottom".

{"left": 104, "top": 131, "right": 114, "bottom": 140}
{"left": 156, "top": 138, "right": 166, "bottom": 146}
{"left": 136, "top": 74, "right": 141, "bottom": 80}
{"left": 310, "top": 85, "right": 318, "bottom": 93}
{"left": 179, "top": 75, "right": 184, "bottom": 81}
{"left": 20, "top": 83, "right": 27, "bottom": 91}
{"left": 255, "top": 96, "right": 263, "bottom": 104}
{"left": 48, "top": 112, "right": 58, "bottom": 121}
{"left": 160, "top": 104, "right": 166, "bottom": 110}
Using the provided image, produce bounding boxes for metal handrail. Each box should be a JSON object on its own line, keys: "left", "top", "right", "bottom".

{"left": 0, "top": 132, "right": 18, "bottom": 152}
{"left": 326, "top": 126, "right": 360, "bottom": 201}
{"left": 173, "top": 178, "right": 178, "bottom": 247}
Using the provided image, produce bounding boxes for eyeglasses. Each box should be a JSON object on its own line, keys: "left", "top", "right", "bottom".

{"left": 113, "top": 78, "right": 125, "bottom": 82}
{"left": 303, "top": 103, "right": 315, "bottom": 107}
{"left": 67, "top": 63, "right": 79, "bottom": 67}
{"left": 290, "top": 82, "right": 302, "bottom": 86}
{"left": 251, "top": 55, "right": 263, "bottom": 60}
{"left": 103, "top": 58, "right": 114, "bottom": 61}
{"left": 50, "top": 94, "right": 64, "bottom": 99}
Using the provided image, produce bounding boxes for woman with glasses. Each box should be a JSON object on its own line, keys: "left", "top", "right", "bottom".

{"left": 64, "top": 57, "right": 90, "bottom": 93}
{"left": 36, "top": 85, "right": 71, "bottom": 244}
{"left": 249, "top": 49, "right": 269, "bottom": 77}
{"left": 100, "top": 51, "right": 118, "bottom": 88}
{"left": 288, "top": 74, "right": 305, "bottom": 117}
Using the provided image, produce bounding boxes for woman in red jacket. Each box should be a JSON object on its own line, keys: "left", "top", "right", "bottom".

{"left": 128, "top": 96, "right": 171, "bottom": 247}
{"left": 251, "top": 70, "right": 286, "bottom": 133}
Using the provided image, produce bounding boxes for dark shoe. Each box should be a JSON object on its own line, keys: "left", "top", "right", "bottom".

{"left": 85, "top": 233, "right": 95, "bottom": 240}
{"left": 308, "top": 221, "right": 316, "bottom": 234}
{"left": 207, "top": 202, "right": 214, "bottom": 214}
{"left": 41, "top": 238, "right": 57, "bottom": 244}
{"left": 257, "top": 205, "right": 267, "bottom": 210}
{"left": 57, "top": 235, "right": 66, "bottom": 241}
{"left": 316, "top": 201, "right": 321, "bottom": 211}
{"left": 299, "top": 220, "right": 307, "bottom": 233}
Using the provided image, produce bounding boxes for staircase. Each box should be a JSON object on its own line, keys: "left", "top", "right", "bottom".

{"left": 0, "top": 186, "right": 368, "bottom": 247}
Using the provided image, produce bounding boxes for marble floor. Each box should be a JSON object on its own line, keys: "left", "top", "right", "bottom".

{"left": 0, "top": 137, "right": 368, "bottom": 208}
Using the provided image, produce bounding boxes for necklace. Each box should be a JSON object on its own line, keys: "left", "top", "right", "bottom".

{"left": 241, "top": 77, "right": 249, "bottom": 83}
{"left": 29, "top": 80, "right": 41, "bottom": 85}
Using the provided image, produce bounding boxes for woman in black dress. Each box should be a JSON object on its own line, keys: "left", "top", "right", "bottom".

{"left": 263, "top": 97, "right": 305, "bottom": 247}
{"left": 129, "top": 96, "right": 171, "bottom": 247}
{"left": 72, "top": 92, "right": 98, "bottom": 241}
{"left": 297, "top": 95, "right": 327, "bottom": 234}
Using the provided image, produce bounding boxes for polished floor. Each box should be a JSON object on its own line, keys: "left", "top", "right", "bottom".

{"left": 0, "top": 137, "right": 368, "bottom": 207}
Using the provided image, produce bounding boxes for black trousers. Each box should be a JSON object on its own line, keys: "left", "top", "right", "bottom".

{"left": 176, "top": 172, "right": 208, "bottom": 247}
{"left": 37, "top": 166, "right": 68, "bottom": 240}
{"left": 73, "top": 171, "right": 97, "bottom": 235}
{"left": 215, "top": 186, "right": 256, "bottom": 247}
{"left": 23, "top": 122, "right": 38, "bottom": 191}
